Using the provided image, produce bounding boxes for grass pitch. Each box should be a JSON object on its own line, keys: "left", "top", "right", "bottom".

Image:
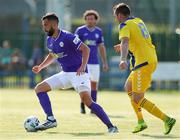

{"left": 0, "top": 89, "right": 180, "bottom": 140}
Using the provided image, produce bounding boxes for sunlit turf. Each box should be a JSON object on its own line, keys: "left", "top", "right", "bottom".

{"left": 0, "top": 89, "right": 180, "bottom": 140}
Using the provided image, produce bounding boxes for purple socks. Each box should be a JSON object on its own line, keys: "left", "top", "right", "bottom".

{"left": 91, "top": 90, "right": 97, "bottom": 102}
{"left": 89, "top": 102, "right": 113, "bottom": 128}
{"left": 37, "top": 92, "right": 53, "bottom": 117}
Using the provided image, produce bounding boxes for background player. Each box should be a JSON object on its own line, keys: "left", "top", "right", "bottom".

{"left": 75, "top": 10, "right": 109, "bottom": 114}
{"left": 113, "top": 3, "right": 176, "bottom": 134}
{"left": 32, "top": 13, "right": 118, "bottom": 133}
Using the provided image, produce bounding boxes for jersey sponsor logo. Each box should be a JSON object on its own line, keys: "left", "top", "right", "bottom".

{"left": 84, "top": 40, "right": 96, "bottom": 46}
{"left": 73, "top": 36, "right": 81, "bottom": 45}
{"left": 52, "top": 52, "right": 68, "bottom": 58}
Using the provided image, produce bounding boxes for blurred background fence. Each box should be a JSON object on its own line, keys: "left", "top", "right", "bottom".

{"left": 0, "top": 0, "right": 180, "bottom": 90}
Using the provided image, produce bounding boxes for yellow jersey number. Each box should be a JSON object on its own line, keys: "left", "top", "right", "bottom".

{"left": 138, "top": 23, "right": 150, "bottom": 39}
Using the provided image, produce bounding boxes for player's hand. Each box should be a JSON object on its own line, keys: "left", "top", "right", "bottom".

{"left": 76, "top": 65, "right": 86, "bottom": 76}
{"left": 102, "top": 63, "right": 109, "bottom": 72}
{"left": 32, "top": 65, "right": 42, "bottom": 74}
{"left": 114, "top": 44, "right": 121, "bottom": 53}
{"left": 119, "top": 61, "right": 128, "bottom": 70}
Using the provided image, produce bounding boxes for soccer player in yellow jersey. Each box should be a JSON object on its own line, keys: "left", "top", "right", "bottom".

{"left": 113, "top": 3, "right": 176, "bottom": 134}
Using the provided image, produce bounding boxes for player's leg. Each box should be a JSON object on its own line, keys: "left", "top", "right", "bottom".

{"left": 89, "top": 64, "right": 100, "bottom": 114}
{"left": 80, "top": 91, "right": 118, "bottom": 133}
{"left": 35, "top": 82, "right": 53, "bottom": 118}
{"left": 73, "top": 73, "right": 118, "bottom": 133}
{"left": 124, "top": 78, "right": 146, "bottom": 133}
{"left": 35, "top": 72, "right": 67, "bottom": 130}
{"left": 79, "top": 64, "right": 92, "bottom": 114}
{"left": 80, "top": 101, "right": 86, "bottom": 114}
{"left": 90, "top": 64, "right": 100, "bottom": 103}
{"left": 80, "top": 64, "right": 99, "bottom": 114}
{"left": 132, "top": 64, "right": 176, "bottom": 134}
{"left": 125, "top": 76, "right": 144, "bottom": 122}
{"left": 34, "top": 81, "right": 57, "bottom": 130}
{"left": 91, "top": 81, "right": 98, "bottom": 102}
{"left": 90, "top": 81, "right": 98, "bottom": 114}
{"left": 133, "top": 92, "right": 176, "bottom": 134}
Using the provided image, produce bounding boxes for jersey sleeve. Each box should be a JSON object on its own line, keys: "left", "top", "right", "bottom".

{"left": 97, "top": 30, "right": 104, "bottom": 45}
{"left": 74, "top": 28, "right": 81, "bottom": 39}
{"left": 67, "top": 33, "right": 82, "bottom": 50}
{"left": 119, "top": 23, "right": 130, "bottom": 40}
{"left": 74, "top": 28, "right": 79, "bottom": 36}
{"left": 46, "top": 37, "right": 53, "bottom": 53}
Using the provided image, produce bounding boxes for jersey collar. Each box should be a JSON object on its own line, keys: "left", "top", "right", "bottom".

{"left": 119, "top": 16, "right": 136, "bottom": 29}
{"left": 85, "top": 25, "right": 96, "bottom": 32}
{"left": 124, "top": 16, "right": 136, "bottom": 22}
{"left": 54, "top": 30, "right": 61, "bottom": 41}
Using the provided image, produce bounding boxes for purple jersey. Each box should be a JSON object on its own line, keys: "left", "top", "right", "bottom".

{"left": 75, "top": 25, "right": 104, "bottom": 64}
{"left": 47, "top": 30, "right": 86, "bottom": 72}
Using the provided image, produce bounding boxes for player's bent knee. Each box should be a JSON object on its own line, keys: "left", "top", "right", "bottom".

{"left": 34, "top": 84, "right": 43, "bottom": 93}
{"left": 80, "top": 91, "right": 92, "bottom": 107}
{"left": 132, "top": 93, "right": 144, "bottom": 104}
{"left": 77, "top": 85, "right": 91, "bottom": 94}
{"left": 34, "top": 82, "right": 51, "bottom": 93}
{"left": 91, "top": 81, "right": 98, "bottom": 90}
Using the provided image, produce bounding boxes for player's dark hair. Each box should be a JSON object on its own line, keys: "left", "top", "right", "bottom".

{"left": 113, "top": 3, "right": 131, "bottom": 16}
{"left": 83, "top": 10, "right": 99, "bottom": 20}
{"left": 42, "top": 13, "right": 59, "bottom": 23}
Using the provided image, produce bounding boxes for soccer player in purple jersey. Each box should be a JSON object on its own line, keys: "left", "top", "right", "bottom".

{"left": 75, "top": 10, "right": 109, "bottom": 114}
{"left": 32, "top": 13, "right": 118, "bottom": 133}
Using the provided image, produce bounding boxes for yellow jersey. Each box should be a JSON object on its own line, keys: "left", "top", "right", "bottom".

{"left": 119, "top": 17, "right": 157, "bottom": 70}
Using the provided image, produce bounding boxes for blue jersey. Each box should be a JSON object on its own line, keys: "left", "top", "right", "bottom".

{"left": 47, "top": 30, "right": 86, "bottom": 72}
{"left": 75, "top": 25, "right": 104, "bottom": 64}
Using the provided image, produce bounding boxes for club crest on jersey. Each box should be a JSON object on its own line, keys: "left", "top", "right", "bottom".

{"left": 95, "top": 33, "right": 99, "bottom": 39}
{"left": 59, "top": 42, "right": 64, "bottom": 47}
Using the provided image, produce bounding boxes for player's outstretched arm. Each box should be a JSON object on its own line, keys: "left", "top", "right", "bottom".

{"left": 76, "top": 43, "right": 90, "bottom": 75}
{"left": 98, "top": 44, "right": 109, "bottom": 71}
{"left": 32, "top": 53, "right": 55, "bottom": 74}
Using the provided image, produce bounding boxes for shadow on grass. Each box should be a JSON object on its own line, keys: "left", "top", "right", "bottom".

{"left": 108, "top": 115, "right": 125, "bottom": 119}
{"left": 141, "top": 134, "right": 180, "bottom": 139}
{"left": 46, "top": 131, "right": 105, "bottom": 136}
{"left": 65, "top": 132, "right": 105, "bottom": 137}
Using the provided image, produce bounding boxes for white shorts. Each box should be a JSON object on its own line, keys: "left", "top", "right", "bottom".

{"left": 43, "top": 71, "right": 91, "bottom": 93}
{"left": 87, "top": 64, "right": 100, "bottom": 82}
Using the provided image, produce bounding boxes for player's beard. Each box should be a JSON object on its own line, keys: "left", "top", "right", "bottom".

{"left": 47, "top": 27, "right": 55, "bottom": 36}
{"left": 87, "top": 22, "right": 96, "bottom": 29}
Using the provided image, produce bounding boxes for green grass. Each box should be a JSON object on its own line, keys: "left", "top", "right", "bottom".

{"left": 0, "top": 89, "right": 180, "bottom": 140}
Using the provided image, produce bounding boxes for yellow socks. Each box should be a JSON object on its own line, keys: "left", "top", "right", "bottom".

{"left": 139, "top": 98, "right": 168, "bottom": 122}
{"left": 128, "top": 92, "right": 144, "bottom": 121}
{"left": 131, "top": 100, "right": 144, "bottom": 121}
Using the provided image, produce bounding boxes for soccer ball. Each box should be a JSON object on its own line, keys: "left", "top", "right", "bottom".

{"left": 24, "top": 116, "right": 40, "bottom": 132}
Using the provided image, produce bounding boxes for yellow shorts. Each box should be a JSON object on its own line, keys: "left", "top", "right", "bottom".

{"left": 127, "top": 63, "right": 157, "bottom": 93}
